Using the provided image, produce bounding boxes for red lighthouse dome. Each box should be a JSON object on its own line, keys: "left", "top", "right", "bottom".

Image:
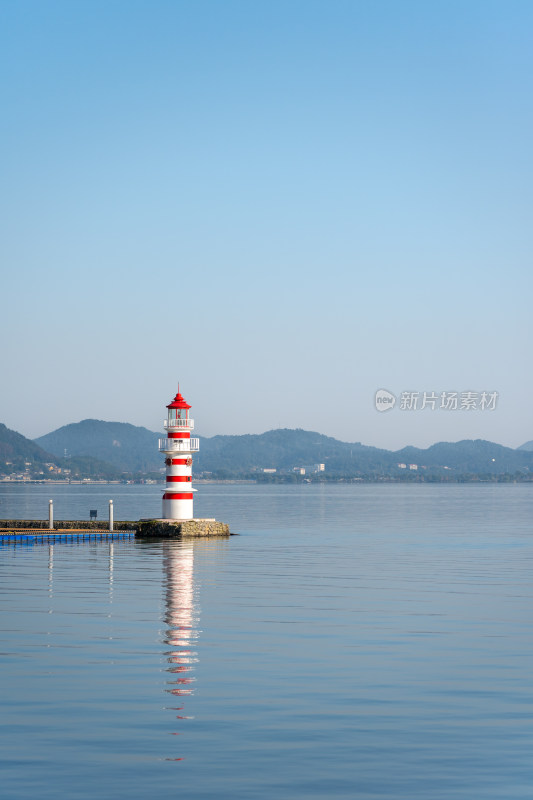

{"left": 167, "top": 390, "right": 192, "bottom": 412}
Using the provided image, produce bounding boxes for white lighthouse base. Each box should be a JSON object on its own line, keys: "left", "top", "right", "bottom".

{"left": 162, "top": 496, "right": 194, "bottom": 521}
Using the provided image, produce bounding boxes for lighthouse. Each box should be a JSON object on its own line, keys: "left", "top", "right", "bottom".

{"left": 138, "top": 388, "right": 228, "bottom": 536}
{"left": 159, "top": 388, "right": 199, "bottom": 520}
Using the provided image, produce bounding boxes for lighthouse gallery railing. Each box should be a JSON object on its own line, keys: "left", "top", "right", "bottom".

{"left": 164, "top": 418, "right": 195, "bottom": 430}
{"left": 159, "top": 438, "right": 200, "bottom": 452}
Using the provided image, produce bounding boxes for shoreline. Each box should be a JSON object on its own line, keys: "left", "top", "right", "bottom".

{"left": 1, "top": 476, "right": 531, "bottom": 486}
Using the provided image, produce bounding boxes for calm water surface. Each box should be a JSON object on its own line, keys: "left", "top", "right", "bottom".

{"left": 1, "top": 483, "right": 532, "bottom": 799}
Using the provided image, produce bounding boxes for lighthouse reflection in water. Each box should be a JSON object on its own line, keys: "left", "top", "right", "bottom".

{"left": 163, "top": 541, "right": 199, "bottom": 756}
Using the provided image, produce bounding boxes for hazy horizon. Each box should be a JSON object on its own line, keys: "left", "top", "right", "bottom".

{"left": 2, "top": 1, "right": 531, "bottom": 451}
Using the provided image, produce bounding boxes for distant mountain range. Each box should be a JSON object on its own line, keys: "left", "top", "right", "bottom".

{"left": 197, "top": 429, "right": 533, "bottom": 477}
{"left": 33, "top": 419, "right": 533, "bottom": 479}
{"left": 0, "top": 419, "right": 532, "bottom": 480}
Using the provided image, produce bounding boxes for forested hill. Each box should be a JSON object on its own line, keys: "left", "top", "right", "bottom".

{"left": 518, "top": 440, "right": 533, "bottom": 451}
{"left": 35, "top": 419, "right": 161, "bottom": 473}
{"left": 0, "top": 423, "right": 120, "bottom": 479}
{"left": 197, "top": 428, "right": 394, "bottom": 473}
{"left": 393, "top": 439, "right": 533, "bottom": 476}
{"left": 0, "top": 423, "right": 56, "bottom": 468}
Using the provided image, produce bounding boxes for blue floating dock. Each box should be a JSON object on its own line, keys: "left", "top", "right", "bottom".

{"left": 0, "top": 530, "right": 135, "bottom": 544}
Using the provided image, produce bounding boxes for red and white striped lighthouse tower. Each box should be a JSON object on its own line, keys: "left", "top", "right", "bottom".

{"left": 159, "top": 388, "right": 199, "bottom": 520}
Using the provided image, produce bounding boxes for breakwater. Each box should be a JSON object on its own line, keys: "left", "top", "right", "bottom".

{"left": 0, "top": 518, "right": 231, "bottom": 538}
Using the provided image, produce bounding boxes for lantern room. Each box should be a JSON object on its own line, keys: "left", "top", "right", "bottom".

{"left": 166, "top": 390, "right": 192, "bottom": 423}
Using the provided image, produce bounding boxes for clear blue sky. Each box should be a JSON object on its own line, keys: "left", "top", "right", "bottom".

{"left": 2, "top": 0, "right": 532, "bottom": 449}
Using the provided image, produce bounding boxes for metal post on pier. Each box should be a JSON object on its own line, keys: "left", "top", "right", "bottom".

{"left": 49, "top": 499, "right": 54, "bottom": 530}
{"left": 109, "top": 500, "right": 114, "bottom": 532}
